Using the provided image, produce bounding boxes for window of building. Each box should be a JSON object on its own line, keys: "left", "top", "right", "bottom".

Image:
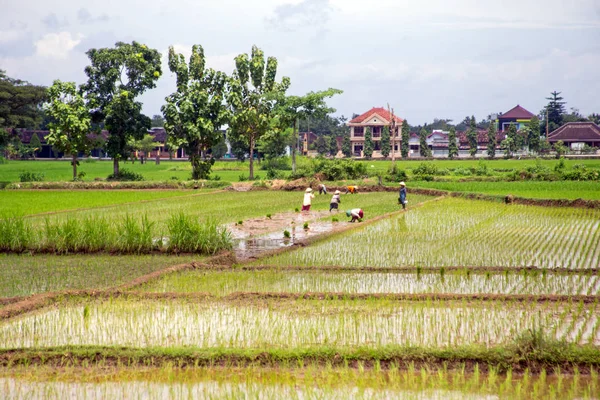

{"left": 353, "top": 127, "right": 364, "bottom": 137}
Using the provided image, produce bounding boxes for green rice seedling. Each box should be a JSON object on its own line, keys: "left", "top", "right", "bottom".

{"left": 118, "top": 214, "right": 154, "bottom": 254}
{"left": 331, "top": 217, "right": 339, "bottom": 223}
{"left": 237, "top": 220, "right": 243, "bottom": 225}
{"left": 167, "top": 212, "right": 231, "bottom": 255}
{"left": 303, "top": 222, "right": 309, "bottom": 230}
{"left": 266, "top": 214, "right": 272, "bottom": 219}
{"left": 283, "top": 230, "right": 290, "bottom": 239}
{"left": 0, "top": 214, "right": 34, "bottom": 252}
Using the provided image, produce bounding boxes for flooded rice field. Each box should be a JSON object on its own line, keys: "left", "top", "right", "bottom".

{"left": 1, "top": 298, "right": 598, "bottom": 349}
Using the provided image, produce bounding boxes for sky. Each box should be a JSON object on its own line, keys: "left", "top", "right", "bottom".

{"left": 1, "top": 0, "right": 599, "bottom": 124}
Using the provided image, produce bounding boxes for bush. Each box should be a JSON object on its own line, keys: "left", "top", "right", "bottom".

{"left": 386, "top": 164, "right": 408, "bottom": 182}
{"left": 454, "top": 167, "right": 472, "bottom": 176}
{"left": 412, "top": 162, "right": 438, "bottom": 176}
{"left": 107, "top": 169, "right": 144, "bottom": 181}
{"left": 562, "top": 164, "right": 599, "bottom": 181}
{"left": 260, "top": 157, "right": 291, "bottom": 171}
{"left": 0, "top": 156, "right": 7, "bottom": 164}
{"left": 167, "top": 212, "right": 232, "bottom": 254}
{"left": 266, "top": 168, "right": 285, "bottom": 179}
{"left": 298, "top": 158, "right": 368, "bottom": 181}
{"left": 19, "top": 171, "right": 44, "bottom": 182}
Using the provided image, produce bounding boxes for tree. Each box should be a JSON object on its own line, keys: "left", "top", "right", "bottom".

{"left": 45, "top": 80, "right": 92, "bottom": 180}
{"left": 486, "top": 122, "right": 497, "bottom": 159}
{"left": 81, "top": 41, "right": 162, "bottom": 176}
{"left": 0, "top": 70, "right": 47, "bottom": 130}
{"left": 543, "top": 91, "right": 566, "bottom": 134}
{"left": 162, "top": 45, "right": 229, "bottom": 179}
{"left": 315, "top": 135, "right": 329, "bottom": 155}
{"left": 133, "top": 134, "right": 157, "bottom": 164}
{"left": 448, "top": 127, "right": 458, "bottom": 159}
{"left": 501, "top": 137, "right": 513, "bottom": 159}
{"left": 380, "top": 126, "right": 390, "bottom": 158}
{"left": 278, "top": 89, "right": 342, "bottom": 172}
{"left": 419, "top": 127, "right": 430, "bottom": 157}
{"left": 211, "top": 135, "right": 228, "bottom": 159}
{"left": 363, "top": 127, "right": 373, "bottom": 159}
{"left": 588, "top": 113, "right": 600, "bottom": 125}
{"left": 467, "top": 117, "right": 478, "bottom": 157}
{"left": 527, "top": 116, "right": 541, "bottom": 153}
{"left": 401, "top": 120, "right": 409, "bottom": 158}
{"left": 506, "top": 123, "right": 519, "bottom": 156}
{"left": 328, "top": 135, "right": 338, "bottom": 156}
{"left": 227, "top": 45, "right": 290, "bottom": 180}
{"left": 341, "top": 134, "right": 351, "bottom": 157}
{"left": 150, "top": 114, "right": 165, "bottom": 127}
{"left": 553, "top": 140, "right": 568, "bottom": 159}
{"left": 29, "top": 132, "right": 42, "bottom": 158}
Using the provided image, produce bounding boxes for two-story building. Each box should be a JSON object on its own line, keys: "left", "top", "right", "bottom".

{"left": 497, "top": 105, "right": 536, "bottom": 132}
{"left": 348, "top": 107, "right": 403, "bottom": 157}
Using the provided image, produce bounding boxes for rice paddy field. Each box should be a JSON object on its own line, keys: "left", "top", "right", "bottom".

{"left": 1, "top": 188, "right": 600, "bottom": 398}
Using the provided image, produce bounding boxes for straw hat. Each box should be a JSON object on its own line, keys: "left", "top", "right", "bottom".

{"left": 305, "top": 188, "right": 313, "bottom": 192}
{"left": 399, "top": 182, "right": 406, "bottom": 186}
{"left": 334, "top": 190, "right": 340, "bottom": 194}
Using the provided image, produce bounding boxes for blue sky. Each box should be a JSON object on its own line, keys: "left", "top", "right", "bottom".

{"left": 1, "top": 0, "right": 599, "bottom": 124}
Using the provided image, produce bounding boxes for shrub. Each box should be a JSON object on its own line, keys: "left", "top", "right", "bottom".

{"left": 454, "top": 168, "right": 472, "bottom": 176}
{"left": 19, "top": 171, "right": 44, "bottom": 182}
{"left": 0, "top": 156, "right": 7, "bottom": 164}
{"left": 562, "top": 164, "right": 599, "bottom": 181}
{"left": 167, "top": 212, "right": 231, "bottom": 254}
{"left": 412, "top": 162, "right": 438, "bottom": 176}
{"left": 266, "top": 168, "right": 285, "bottom": 179}
{"left": 386, "top": 164, "right": 407, "bottom": 182}
{"left": 260, "top": 157, "right": 291, "bottom": 171}
{"left": 107, "top": 169, "right": 144, "bottom": 181}
{"left": 289, "top": 158, "right": 367, "bottom": 181}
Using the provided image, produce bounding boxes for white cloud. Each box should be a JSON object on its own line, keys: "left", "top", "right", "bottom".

{"left": 0, "top": 30, "right": 24, "bottom": 44}
{"left": 35, "top": 31, "right": 82, "bottom": 59}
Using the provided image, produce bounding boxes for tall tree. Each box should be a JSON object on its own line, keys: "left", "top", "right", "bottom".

{"left": 227, "top": 45, "right": 290, "bottom": 180}
{"left": 278, "top": 89, "right": 342, "bottom": 172}
{"left": 81, "top": 41, "right": 162, "bottom": 176}
{"left": 328, "top": 135, "right": 338, "bottom": 156}
{"left": 29, "top": 132, "right": 42, "bottom": 158}
{"left": 150, "top": 114, "right": 165, "bottom": 127}
{"left": 448, "top": 127, "right": 458, "bottom": 159}
{"left": 380, "top": 125, "right": 390, "bottom": 158}
{"left": 588, "top": 113, "right": 600, "bottom": 125}
{"left": 363, "top": 127, "right": 373, "bottom": 159}
{"left": 543, "top": 91, "right": 566, "bottom": 134}
{"left": 467, "top": 117, "right": 478, "bottom": 157}
{"left": 341, "top": 133, "right": 351, "bottom": 157}
{"left": 419, "top": 127, "right": 430, "bottom": 157}
{"left": 132, "top": 134, "right": 157, "bottom": 164}
{"left": 0, "top": 70, "right": 47, "bottom": 130}
{"left": 486, "top": 122, "right": 497, "bottom": 159}
{"left": 315, "top": 135, "right": 329, "bottom": 155}
{"left": 162, "top": 45, "right": 229, "bottom": 179}
{"left": 506, "top": 123, "right": 519, "bottom": 155}
{"left": 401, "top": 120, "right": 409, "bottom": 158}
{"left": 527, "top": 116, "right": 541, "bottom": 153}
{"left": 45, "top": 80, "right": 92, "bottom": 180}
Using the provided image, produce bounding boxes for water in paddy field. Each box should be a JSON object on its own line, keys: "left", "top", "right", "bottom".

{"left": 229, "top": 219, "right": 338, "bottom": 260}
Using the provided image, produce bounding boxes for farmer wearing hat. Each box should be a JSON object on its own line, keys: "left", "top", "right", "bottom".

{"left": 344, "top": 185, "right": 358, "bottom": 194}
{"left": 399, "top": 181, "right": 407, "bottom": 209}
{"left": 346, "top": 208, "right": 364, "bottom": 223}
{"left": 318, "top": 183, "right": 327, "bottom": 195}
{"left": 302, "top": 188, "right": 315, "bottom": 212}
{"left": 329, "top": 190, "right": 341, "bottom": 212}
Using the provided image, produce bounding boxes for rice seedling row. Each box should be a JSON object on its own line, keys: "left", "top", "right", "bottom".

{"left": 1, "top": 298, "right": 598, "bottom": 349}
{"left": 1, "top": 364, "right": 597, "bottom": 400}
{"left": 136, "top": 270, "right": 600, "bottom": 297}
{"left": 259, "top": 198, "right": 600, "bottom": 269}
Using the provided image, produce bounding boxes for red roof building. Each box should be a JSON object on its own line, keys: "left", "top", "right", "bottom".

{"left": 547, "top": 122, "right": 600, "bottom": 148}
{"left": 497, "top": 105, "right": 536, "bottom": 132}
{"left": 348, "top": 107, "right": 403, "bottom": 157}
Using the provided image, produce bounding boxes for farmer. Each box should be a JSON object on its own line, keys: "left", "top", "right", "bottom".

{"left": 318, "top": 183, "right": 327, "bottom": 195}
{"left": 344, "top": 185, "right": 358, "bottom": 194}
{"left": 302, "top": 188, "right": 315, "bottom": 212}
{"left": 346, "top": 208, "right": 364, "bottom": 223}
{"left": 398, "top": 181, "right": 407, "bottom": 210}
{"left": 329, "top": 190, "right": 341, "bottom": 212}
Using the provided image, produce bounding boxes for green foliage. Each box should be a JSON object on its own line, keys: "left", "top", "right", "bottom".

{"left": 418, "top": 128, "right": 430, "bottom": 157}
{"left": 19, "top": 171, "right": 44, "bottom": 182}
{"left": 380, "top": 126, "right": 390, "bottom": 158}
{"left": 0, "top": 70, "right": 47, "bottom": 131}
{"left": 227, "top": 45, "right": 290, "bottom": 180}
{"left": 303, "top": 222, "right": 309, "bottom": 229}
{"left": 413, "top": 162, "right": 438, "bottom": 176}
{"left": 467, "top": 117, "right": 478, "bottom": 157}
{"left": 211, "top": 136, "right": 228, "bottom": 159}
{"left": 0, "top": 215, "right": 33, "bottom": 252}
{"left": 82, "top": 41, "right": 162, "bottom": 175}
{"left": 107, "top": 169, "right": 144, "bottom": 181}
{"left": 341, "top": 134, "right": 351, "bottom": 158}
{"left": 163, "top": 45, "right": 228, "bottom": 179}
{"left": 328, "top": 135, "right": 338, "bottom": 156}
{"left": 486, "top": 123, "right": 496, "bottom": 159}
{"left": 527, "top": 116, "right": 541, "bottom": 153}
{"left": 132, "top": 134, "right": 157, "bottom": 162}
{"left": 283, "top": 230, "right": 290, "bottom": 238}
{"left": 401, "top": 120, "right": 409, "bottom": 159}
{"left": 553, "top": 140, "right": 568, "bottom": 159}
{"left": 363, "top": 127, "right": 373, "bottom": 159}
{"left": 315, "top": 135, "right": 329, "bottom": 155}
{"left": 150, "top": 114, "right": 164, "bottom": 127}
{"left": 447, "top": 127, "right": 458, "bottom": 159}
{"left": 386, "top": 163, "right": 407, "bottom": 182}
{"left": 291, "top": 158, "right": 367, "bottom": 181}
{"left": 167, "top": 212, "right": 231, "bottom": 254}
{"left": 29, "top": 133, "right": 42, "bottom": 156}
{"left": 501, "top": 137, "right": 514, "bottom": 159}
{"left": 543, "top": 91, "right": 566, "bottom": 133}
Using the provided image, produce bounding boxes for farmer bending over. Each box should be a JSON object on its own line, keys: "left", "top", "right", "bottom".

{"left": 346, "top": 208, "right": 364, "bottom": 223}
{"left": 329, "top": 190, "right": 341, "bottom": 212}
{"left": 302, "top": 188, "right": 315, "bottom": 212}
{"left": 344, "top": 185, "right": 358, "bottom": 194}
{"left": 318, "top": 183, "right": 327, "bottom": 195}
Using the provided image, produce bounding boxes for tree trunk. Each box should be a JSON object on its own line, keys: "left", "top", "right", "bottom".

{"left": 72, "top": 154, "right": 77, "bottom": 181}
{"left": 113, "top": 158, "right": 119, "bottom": 176}
{"left": 249, "top": 136, "right": 255, "bottom": 180}
{"left": 292, "top": 118, "right": 298, "bottom": 174}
